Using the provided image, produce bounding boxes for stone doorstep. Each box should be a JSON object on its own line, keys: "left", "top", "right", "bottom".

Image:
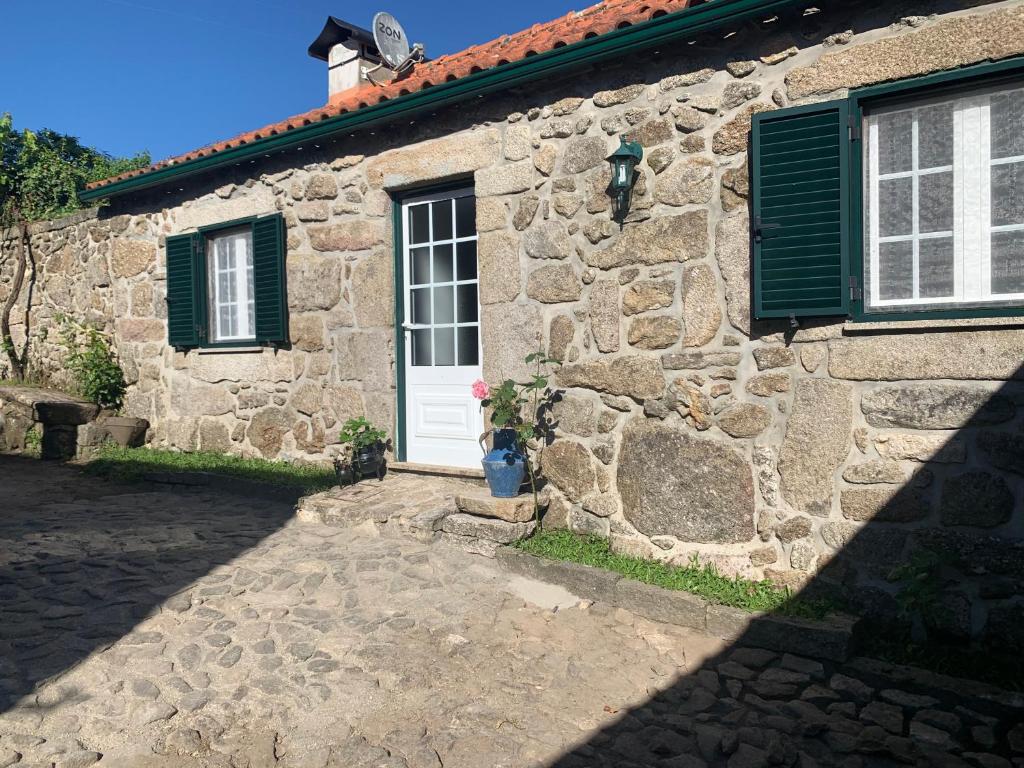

{"left": 389, "top": 461, "right": 486, "bottom": 481}
{"left": 494, "top": 548, "right": 859, "bottom": 662}
{"left": 454, "top": 486, "right": 549, "bottom": 523}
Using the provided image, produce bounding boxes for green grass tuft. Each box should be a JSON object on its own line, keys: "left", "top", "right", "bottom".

{"left": 515, "top": 528, "right": 838, "bottom": 619}
{"left": 83, "top": 444, "right": 335, "bottom": 492}
{"left": 0, "top": 378, "right": 47, "bottom": 388}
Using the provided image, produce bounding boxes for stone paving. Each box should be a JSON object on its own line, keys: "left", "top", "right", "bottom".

{"left": 1, "top": 456, "right": 1022, "bottom": 768}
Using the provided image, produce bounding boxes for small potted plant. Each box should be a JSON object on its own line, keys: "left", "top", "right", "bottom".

{"left": 336, "top": 417, "right": 389, "bottom": 483}
{"left": 472, "top": 351, "right": 559, "bottom": 500}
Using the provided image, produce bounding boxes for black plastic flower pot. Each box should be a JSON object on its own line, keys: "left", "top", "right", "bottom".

{"left": 334, "top": 459, "right": 356, "bottom": 487}
{"left": 354, "top": 442, "right": 386, "bottom": 480}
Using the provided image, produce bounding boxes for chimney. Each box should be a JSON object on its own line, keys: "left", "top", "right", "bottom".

{"left": 308, "top": 17, "right": 390, "bottom": 100}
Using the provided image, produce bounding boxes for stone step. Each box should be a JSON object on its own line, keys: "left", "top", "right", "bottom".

{"left": 454, "top": 486, "right": 548, "bottom": 523}
{"left": 389, "top": 461, "right": 486, "bottom": 481}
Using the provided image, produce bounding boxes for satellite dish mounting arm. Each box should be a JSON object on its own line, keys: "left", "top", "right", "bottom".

{"left": 365, "top": 42, "right": 424, "bottom": 86}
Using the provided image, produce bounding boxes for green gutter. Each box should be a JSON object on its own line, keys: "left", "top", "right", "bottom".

{"left": 81, "top": 0, "right": 804, "bottom": 202}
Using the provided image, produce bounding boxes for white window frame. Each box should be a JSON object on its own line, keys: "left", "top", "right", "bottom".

{"left": 401, "top": 187, "right": 481, "bottom": 368}
{"left": 865, "top": 83, "right": 1024, "bottom": 312}
{"left": 206, "top": 227, "right": 255, "bottom": 343}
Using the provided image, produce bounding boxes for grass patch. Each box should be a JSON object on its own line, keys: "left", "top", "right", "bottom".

{"left": 83, "top": 444, "right": 335, "bottom": 492}
{"left": 0, "top": 378, "right": 46, "bottom": 388}
{"left": 515, "top": 528, "right": 838, "bottom": 619}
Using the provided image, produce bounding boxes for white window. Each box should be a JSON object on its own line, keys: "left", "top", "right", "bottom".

{"left": 865, "top": 83, "right": 1024, "bottom": 312}
{"left": 404, "top": 192, "right": 480, "bottom": 368}
{"left": 206, "top": 227, "right": 255, "bottom": 342}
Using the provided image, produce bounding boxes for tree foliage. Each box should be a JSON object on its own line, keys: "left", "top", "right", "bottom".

{"left": 0, "top": 113, "right": 149, "bottom": 380}
{"left": 0, "top": 112, "right": 150, "bottom": 224}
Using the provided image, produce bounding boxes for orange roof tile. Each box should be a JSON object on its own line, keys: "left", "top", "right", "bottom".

{"left": 86, "top": 0, "right": 693, "bottom": 191}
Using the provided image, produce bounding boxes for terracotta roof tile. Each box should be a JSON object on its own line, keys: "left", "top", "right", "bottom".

{"left": 86, "top": 0, "right": 693, "bottom": 191}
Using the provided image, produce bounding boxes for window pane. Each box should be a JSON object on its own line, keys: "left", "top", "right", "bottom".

{"left": 918, "top": 104, "right": 954, "bottom": 169}
{"left": 992, "top": 230, "right": 1024, "bottom": 295}
{"left": 242, "top": 235, "right": 255, "bottom": 338}
{"left": 433, "top": 285, "right": 454, "bottom": 324}
{"left": 219, "top": 269, "right": 232, "bottom": 299}
{"left": 991, "top": 90, "right": 1024, "bottom": 160}
{"left": 218, "top": 242, "right": 231, "bottom": 270}
{"left": 458, "top": 326, "right": 479, "bottom": 366}
{"left": 879, "top": 177, "right": 913, "bottom": 236}
{"left": 457, "top": 241, "right": 477, "bottom": 281}
{"left": 432, "top": 199, "right": 453, "bottom": 241}
{"left": 409, "top": 204, "right": 430, "bottom": 244}
{"left": 878, "top": 241, "right": 913, "bottom": 301}
{"left": 457, "top": 284, "right": 478, "bottom": 323}
{"left": 410, "top": 247, "right": 430, "bottom": 285}
{"left": 219, "top": 305, "right": 233, "bottom": 338}
{"left": 919, "top": 238, "right": 955, "bottom": 298}
{"left": 991, "top": 162, "right": 1024, "bottom": 227}
{"left": 919, "top": 171, "right": 953, "bottom": 233}
{"left": 432, "top": 243, "right": 454, "bottom": 283}
{"left": 411, "top": 329, "right": 432, "bottom": 366}
{"left": 411, "top": 287, "right": 431, "bottom": 324}
{"left": 877, "top": 111, "right": 913, "bottom": 174}
{"left": 455, "top": 196, "right": 476, "bottom": 238}
{"left": 246, "top": 301, "right": 255, "bottom": 338}
{"left": 434, "top": 327, "right": 455, "bottom": 366}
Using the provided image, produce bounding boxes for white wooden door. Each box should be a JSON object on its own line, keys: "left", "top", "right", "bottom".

{"left": 401, "top": 188, "right": 484, "bottom": 468}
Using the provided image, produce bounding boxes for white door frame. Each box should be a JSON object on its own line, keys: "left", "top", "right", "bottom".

{"left": 398, "top": 186, "right": 484, "bottom": 468}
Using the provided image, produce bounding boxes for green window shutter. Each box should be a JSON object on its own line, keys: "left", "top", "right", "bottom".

{"left": 752, "top": 99, "right": 851, "bottom": 319}
{"left": 165, "top": 233, "right": 201, "bottom": 348}
{"left": 251, "top": 213, "right": 288, "bottom": 344}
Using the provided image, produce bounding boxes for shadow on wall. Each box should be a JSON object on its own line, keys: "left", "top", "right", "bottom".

{"left": 544, "top": 355, "right": 1024, "bottom": 766}
{"left": 0, "top": 456, "right": 296, "bottom": 714}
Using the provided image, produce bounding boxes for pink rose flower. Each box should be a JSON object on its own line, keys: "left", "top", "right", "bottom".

{"left": 471, "top": 379, "right": 490, "bottom": 400}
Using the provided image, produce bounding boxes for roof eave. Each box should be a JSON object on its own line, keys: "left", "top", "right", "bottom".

{"left": 80, "top": 0, "right": 806, "bottom": 203}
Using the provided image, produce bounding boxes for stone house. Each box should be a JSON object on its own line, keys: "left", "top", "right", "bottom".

{"left": 3, "top": 0, "right": 1024, "bottom": 647}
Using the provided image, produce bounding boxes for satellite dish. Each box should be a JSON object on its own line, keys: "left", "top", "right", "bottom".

{"left": 373, "top": 11, "right": 413, "bottom": 69}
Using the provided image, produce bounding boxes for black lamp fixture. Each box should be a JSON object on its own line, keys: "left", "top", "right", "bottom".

{"left": 607, "top": 137, "right": 644, "bottom": 223}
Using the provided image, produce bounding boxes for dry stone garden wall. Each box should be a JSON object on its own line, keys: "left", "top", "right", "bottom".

{"left": 2, "top": 0, "right": 1023, "bottom": 647}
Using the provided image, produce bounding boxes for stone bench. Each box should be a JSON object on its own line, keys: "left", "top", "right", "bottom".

{"left": 0, "top": 385, "right": 99, "bottom": 460}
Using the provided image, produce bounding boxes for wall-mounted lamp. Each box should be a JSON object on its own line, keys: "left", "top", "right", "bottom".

{"left": 607, "top": 137, "right": 643, "bottom": 224}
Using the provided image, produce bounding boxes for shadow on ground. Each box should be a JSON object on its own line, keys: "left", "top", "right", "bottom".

{"left": 541, "top": 350, "right": 1024, "bottom": 765}
{"left": 0, "top": 455, "right": 295, "bottom": 713}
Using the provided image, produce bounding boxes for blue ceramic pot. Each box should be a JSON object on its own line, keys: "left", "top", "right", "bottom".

{"left": 482, "top": 428, "right": 527, "bottom": 498}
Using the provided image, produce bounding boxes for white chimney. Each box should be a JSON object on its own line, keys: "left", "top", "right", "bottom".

{"left": 308, "top": 17, "right": 390, "bottom": 100}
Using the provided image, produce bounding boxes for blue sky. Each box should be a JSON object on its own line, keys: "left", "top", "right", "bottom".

{"left": 4, "top": 0, "right": 584, "bottom": 162}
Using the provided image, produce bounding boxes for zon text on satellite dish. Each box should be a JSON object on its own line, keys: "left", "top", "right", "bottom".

{"left": 373, "top": 12, "right": 411, "bottom": 69}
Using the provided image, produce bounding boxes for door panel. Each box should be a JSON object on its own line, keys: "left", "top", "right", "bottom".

{"left": 402, "top": 188, "right": 483, "bottom": 468}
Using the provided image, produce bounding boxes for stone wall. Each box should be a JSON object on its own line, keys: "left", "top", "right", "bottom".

{"left": 3, "top": 0, "right": 1023, "bottom": 647}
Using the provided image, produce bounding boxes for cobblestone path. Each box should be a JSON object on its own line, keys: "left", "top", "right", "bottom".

{"left": 0, "top": 456, "right": 1021, "bottom": 768}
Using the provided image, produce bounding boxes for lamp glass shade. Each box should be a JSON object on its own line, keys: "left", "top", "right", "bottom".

{"left": 607, "top": 138, "right": 643, "bottom": 191}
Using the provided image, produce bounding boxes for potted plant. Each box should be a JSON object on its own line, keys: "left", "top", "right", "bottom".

{"left": 472, "top": 351, "right": 559, "bottom": 501}
{"left": 336, "top": 417, "right": 389, "bottom": 483}
{"left": 57, "top": 315, "right": 148, "bottom": 447}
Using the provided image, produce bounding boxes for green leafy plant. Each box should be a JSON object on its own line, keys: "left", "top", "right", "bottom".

{"left": 889, "top": 548, "right": 951, "bottom": 643}
{"left": 338, "top": 417, "right": 388, "bottom": 451}
{"left": 56, "top": 315, "right": 127, "bottom": 411}
{"left": 23, "top": 427, "right": 42, "bottom": 457}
